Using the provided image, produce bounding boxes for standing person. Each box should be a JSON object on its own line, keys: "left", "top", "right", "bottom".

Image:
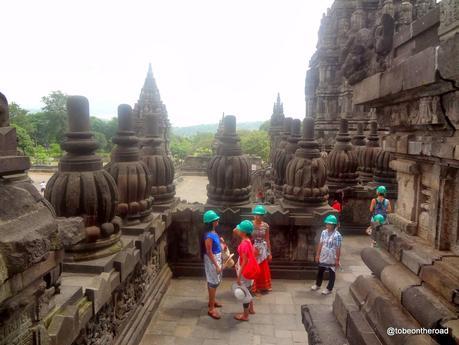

{"left": 201, "top": 210, "right": 223, "bottom": 319}
{"left": 233, "top": 220, "right": 258, "bottom": 321}
{"left": 366, "top": 185, "right": 392, "bottom": 235}
{"left": 311, "top": 215, "right": 342, "bottom": 295}
{"left": 331, "top": 191, "right": 342, "bottom": 214}
{"left": 40, "top": 181, "right": 46, "bottom": 194}
{"left": 251, "top": 205, "right": 272, "bottom": 294}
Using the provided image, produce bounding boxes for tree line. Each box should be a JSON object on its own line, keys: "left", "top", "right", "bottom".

{"left": 10, "top": 91, "right": 270, "bottom": 164}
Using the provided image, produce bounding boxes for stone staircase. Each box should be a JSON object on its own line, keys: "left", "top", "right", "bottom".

{"left": 302, "top": 224, "right": 459, "bottom": 345}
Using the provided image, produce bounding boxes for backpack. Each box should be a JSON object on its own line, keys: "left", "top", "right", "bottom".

{"left": 373, "top": 198, "right": 388, "bottom": 219}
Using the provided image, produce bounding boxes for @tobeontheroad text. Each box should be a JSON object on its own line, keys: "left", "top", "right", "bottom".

{"left": 386, "top": 327, "right": 449, "bottom": 336}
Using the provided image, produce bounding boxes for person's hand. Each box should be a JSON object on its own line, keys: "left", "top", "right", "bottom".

{"left": 216, "top": 265, "right": 222, "bottom": 274}
{"left": 335, "top": 260, "right": 340, "bottom": 268}
{"left": 237, "top": 277, "right": 242, "bottom": 286}
{"left": 314, "top": 255, "right": 319, "bottom": 263}
{"left": 268, "top": 254, "right": 272, "bottom": 262}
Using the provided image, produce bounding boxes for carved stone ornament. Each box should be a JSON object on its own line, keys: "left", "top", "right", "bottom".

{"left": 327, "top": 118, "right": 359, "bottom": 189}
{"left": 207, "top": 115, "right": 251, "bottom": 206}
{"left": 141, "top": 114, "right": 175, "bottom": 205}
{"left": 358, "top": 121, "right": 380, "bottom": 184}
{"left": 45, "top": 96, "right": 122, "bottom": 261}
{"left": 105, "top": 104, "right": 153, "bottom": 223}
{"left": 283, "top": 117, "right": 329, "bottom": 206}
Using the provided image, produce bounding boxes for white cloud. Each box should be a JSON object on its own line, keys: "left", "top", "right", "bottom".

{"left": 1, "top": 0, "right": 334, "bottom": 126}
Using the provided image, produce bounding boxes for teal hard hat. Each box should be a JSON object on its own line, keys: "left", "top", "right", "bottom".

{"left": 376, "top": 185, "right": 387, "bottom": 195}
{"left": 203, "top": 210, "right": 220, "bottom": 224}
{"left": 324, "top": 214, "right": 338, "bottom": 225}
{"left": 253, "top": 205, "right": 267, "bottom": 215}
{"left": 372, "top": 214, "right": 385, "bottom": 224}
{"left": 236, "top": 220, "right": 254, "bottom": 235}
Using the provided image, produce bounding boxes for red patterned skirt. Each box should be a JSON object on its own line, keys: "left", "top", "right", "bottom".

{"left": 252, "top": 259, "right": 272, "bottom": 292}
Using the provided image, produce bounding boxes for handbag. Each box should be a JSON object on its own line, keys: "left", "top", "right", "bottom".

{"left": 242, "top": 241, "right": 260, "bottom": 280}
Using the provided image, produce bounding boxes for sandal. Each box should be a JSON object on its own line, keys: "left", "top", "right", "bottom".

{"left": 214, "top": 301, "right": 223, "bottom": 308}
{"left": 234, "top": 313, "right": 249, "bottom": 321}
{"left": 208, "top": 309, "right": 221, "bottom": 320}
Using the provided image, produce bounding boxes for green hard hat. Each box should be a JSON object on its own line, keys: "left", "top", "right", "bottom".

{"left": 253, "top": 205, "right": 267, "bottom": 215}
{"left": 236, "top": 220, "right": 254, "bottom": 234}
{"left": 376, "top": 185, "right": 387, "bottom": 195}
{"left": 372, "top": 214, "right": 385, "bottom": 224}
{"left": 324, "top": 214, "right": 338, "bottom": 225}
{"left": 203, "top": 210, "right": 220, "bottom": 224}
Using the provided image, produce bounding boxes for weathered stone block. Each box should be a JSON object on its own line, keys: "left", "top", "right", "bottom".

{"left": 114, "top": 246, "right": 140, "bottom": 282}
{"left": 408, "top": 141, "right": 423, "bottom": 155}
{"left": 401, "top": 249, "right": 432, "bottom": 275}
{"left": 301, "top": 304, "right": 348, "bottom": 345}
{"left": 85, "top": 270, "right": 120, "bottom": 314}
{"left": 380, "top": 264, "right": 421, "bottom": 302}
{"left": 349, "top": 275, "right": 387, "bottom": 308}
{"left": 347, "top": 311, "right": 383, "bottom": 345}
{"left": 361, "top": 247, "right": 397, "bottom": 278}
{"left": 353, "top": 73, "right": 382, "bottom": 105}
{"left": 333, "top": 288, "right": 359, "bottom": 333}
{"left": 431, "top": 143, "right": 454, "bottom": 159}
{"left": 402, "top": 47, "right": 437, "bottom": 91}
{"left": 420, "top": 263, "right": 459, "bottom": 304}
{"left": 402, "top": 285, "right": 456, "bottom": 329}
{"left": 56, "top": 217, "right": 85, "bottom": 248}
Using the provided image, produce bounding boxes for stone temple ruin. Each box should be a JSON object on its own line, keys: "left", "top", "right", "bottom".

{"left": 0, "top": 0, "right": 458, "bottom": 344}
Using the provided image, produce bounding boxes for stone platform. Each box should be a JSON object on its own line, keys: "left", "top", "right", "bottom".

{"left": 140, "top": 235, "right": 371, "bottom": 345}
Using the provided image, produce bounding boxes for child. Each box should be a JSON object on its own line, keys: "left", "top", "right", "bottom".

{"left": 201, "top": 210, "right": 223, "bottom": 319}
{"left": 311, "top": 215, "right": 342, "bottom": 295}
{"left": 331, "top": 191, "right": 342, "bottom": 214}
{"left": 366, "top": 185, "right": 392, "bottom": 235}
{"left": 233, "top": 220, "right": 258, "bottom": 321}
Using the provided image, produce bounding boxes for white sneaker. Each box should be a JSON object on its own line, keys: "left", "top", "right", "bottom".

{"left": 310, "top": 285, "right": 320, "bottom": 291}
{"left": 321, "top": 289, "right": 332, "bottom": 295}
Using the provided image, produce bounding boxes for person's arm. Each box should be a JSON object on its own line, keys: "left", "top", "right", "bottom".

{"left": 205, "top": 238, "right": 221, "bottom": 273}
{"left": 335, "top": 247, "right": 341, "bottom": 267}
{"left": 369, "top": 198, "right": 376, "bottom": 213}
{"left": 237, "top": 250, "right": 248, "bottom": 285}
{"left": 387, "top": 200, "right": 392, "bottom": 213}
{"left": 265, "top": 227, "right": 272, "bottom": 262}
{"left": 315, "top": 242, "right": 323, "bottom": 263}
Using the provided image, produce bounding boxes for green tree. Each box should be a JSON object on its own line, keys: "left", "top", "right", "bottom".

{"left": 41, "top": 91, "right": 68, "bottom": 144}
{"left": 170, "top": 134, "right": 192, "bottom": 160}
{"left": 93, "top": 131, "right": 108, "bottom": 153}
{"left": 11, "top": 124, "right": 35, "bottom": 157}
{"left": 239, "top": 130, "right": 269, "bottom": 161}
{"left": 9, "top": 102, "right": 35, "bottom": 136}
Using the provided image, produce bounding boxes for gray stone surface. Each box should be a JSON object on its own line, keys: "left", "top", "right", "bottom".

{"left": 141, "top": 235, "right": 372, "bottom": 345}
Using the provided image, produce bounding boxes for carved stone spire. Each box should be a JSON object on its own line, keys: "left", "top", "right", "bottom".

{"left": 274, "top": 119, "right": 301, "bottom": 192}
{"left": 141, "top": 114, "right": 175, "bottom": 205}
{"left": 268, "top": 93, "right": 286, "bottom": 163}
{"left": 133, "top": 64, "right": 170, "bottom": 154}
{"left": 212, "top": 113, "right": 225, "bottom": 155}
{"left": 283, "top": 117, "right": 328, "bottom": 206}
{"left": 358, "top": 121, "right": 380, "bottom": 184}
{"left": 373, "top": 148, "right": 397, "bottom": 197}
{"left": 207, "top": 115, "right": 251, "bottom": 206}
{"left": 352, "top": 123, "right": 367, "bottom": 182}
{"left": 105, "top": 104, "right": 153, "bottom": 223}
{"left": 327, "top": 118, "right": 359, "bottom": 191}
{"left": 46, "top": 96, "right": 121, "bottom": 261}
{"left": 272, "top": 117, "right": 293, "bottom": 191}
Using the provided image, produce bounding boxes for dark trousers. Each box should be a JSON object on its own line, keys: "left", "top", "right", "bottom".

{"left": 315, "top": 265, "right": 336, "bottom": 290}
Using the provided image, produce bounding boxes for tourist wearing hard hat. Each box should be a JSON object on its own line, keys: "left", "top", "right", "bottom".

{"left": 251, "top": 205, "right": 273, "bottom": 295}
{"left": 201, "top": 210, "right": 223, "bottom": 319}
{"left": 233, "top": 220, "right": 259, "bottom": 321}
{"left": 311, "top": 214, "right": 343, "bottom": 295}
{"left": 366, "top": 185, "right": 392, "bottom": 236}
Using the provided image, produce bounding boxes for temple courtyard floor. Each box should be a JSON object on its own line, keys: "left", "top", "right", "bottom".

{"left": 140, "top": 234, "right": 371, "bottom": 345}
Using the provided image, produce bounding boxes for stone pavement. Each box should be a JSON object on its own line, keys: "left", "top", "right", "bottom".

{"left": 140, "top": 235, "right": 371, "bottom": 345}
{"left": 175, "top": 175, "right": 208, "bottom": 204}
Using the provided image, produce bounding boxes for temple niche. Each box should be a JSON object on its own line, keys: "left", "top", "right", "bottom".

{"left": 302, "top": 1, "right": 459, "bottom": 344}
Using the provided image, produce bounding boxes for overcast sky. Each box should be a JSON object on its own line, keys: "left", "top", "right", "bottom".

{"left": 1, "top": 0, "right": 334, "bottom": 126}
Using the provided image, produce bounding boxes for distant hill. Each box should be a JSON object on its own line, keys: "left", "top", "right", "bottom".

{"left": 172, "top": 121, "right": 263, "bottom": 137}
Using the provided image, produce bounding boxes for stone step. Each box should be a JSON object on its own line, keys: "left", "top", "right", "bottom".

{"left": 420, "top": 262, "right": 459, "bottom": 305}
{"left": 361, "top": 247, "right": 397, "bottom": 278}
{"left": 349, "top": 275, "right": 439, "bottom": 345}
{"left": 301, "top": 304, "right": 349, "bottom": 345}
{"left": 333, "top": 288, "right": 359, "bottom": 333}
